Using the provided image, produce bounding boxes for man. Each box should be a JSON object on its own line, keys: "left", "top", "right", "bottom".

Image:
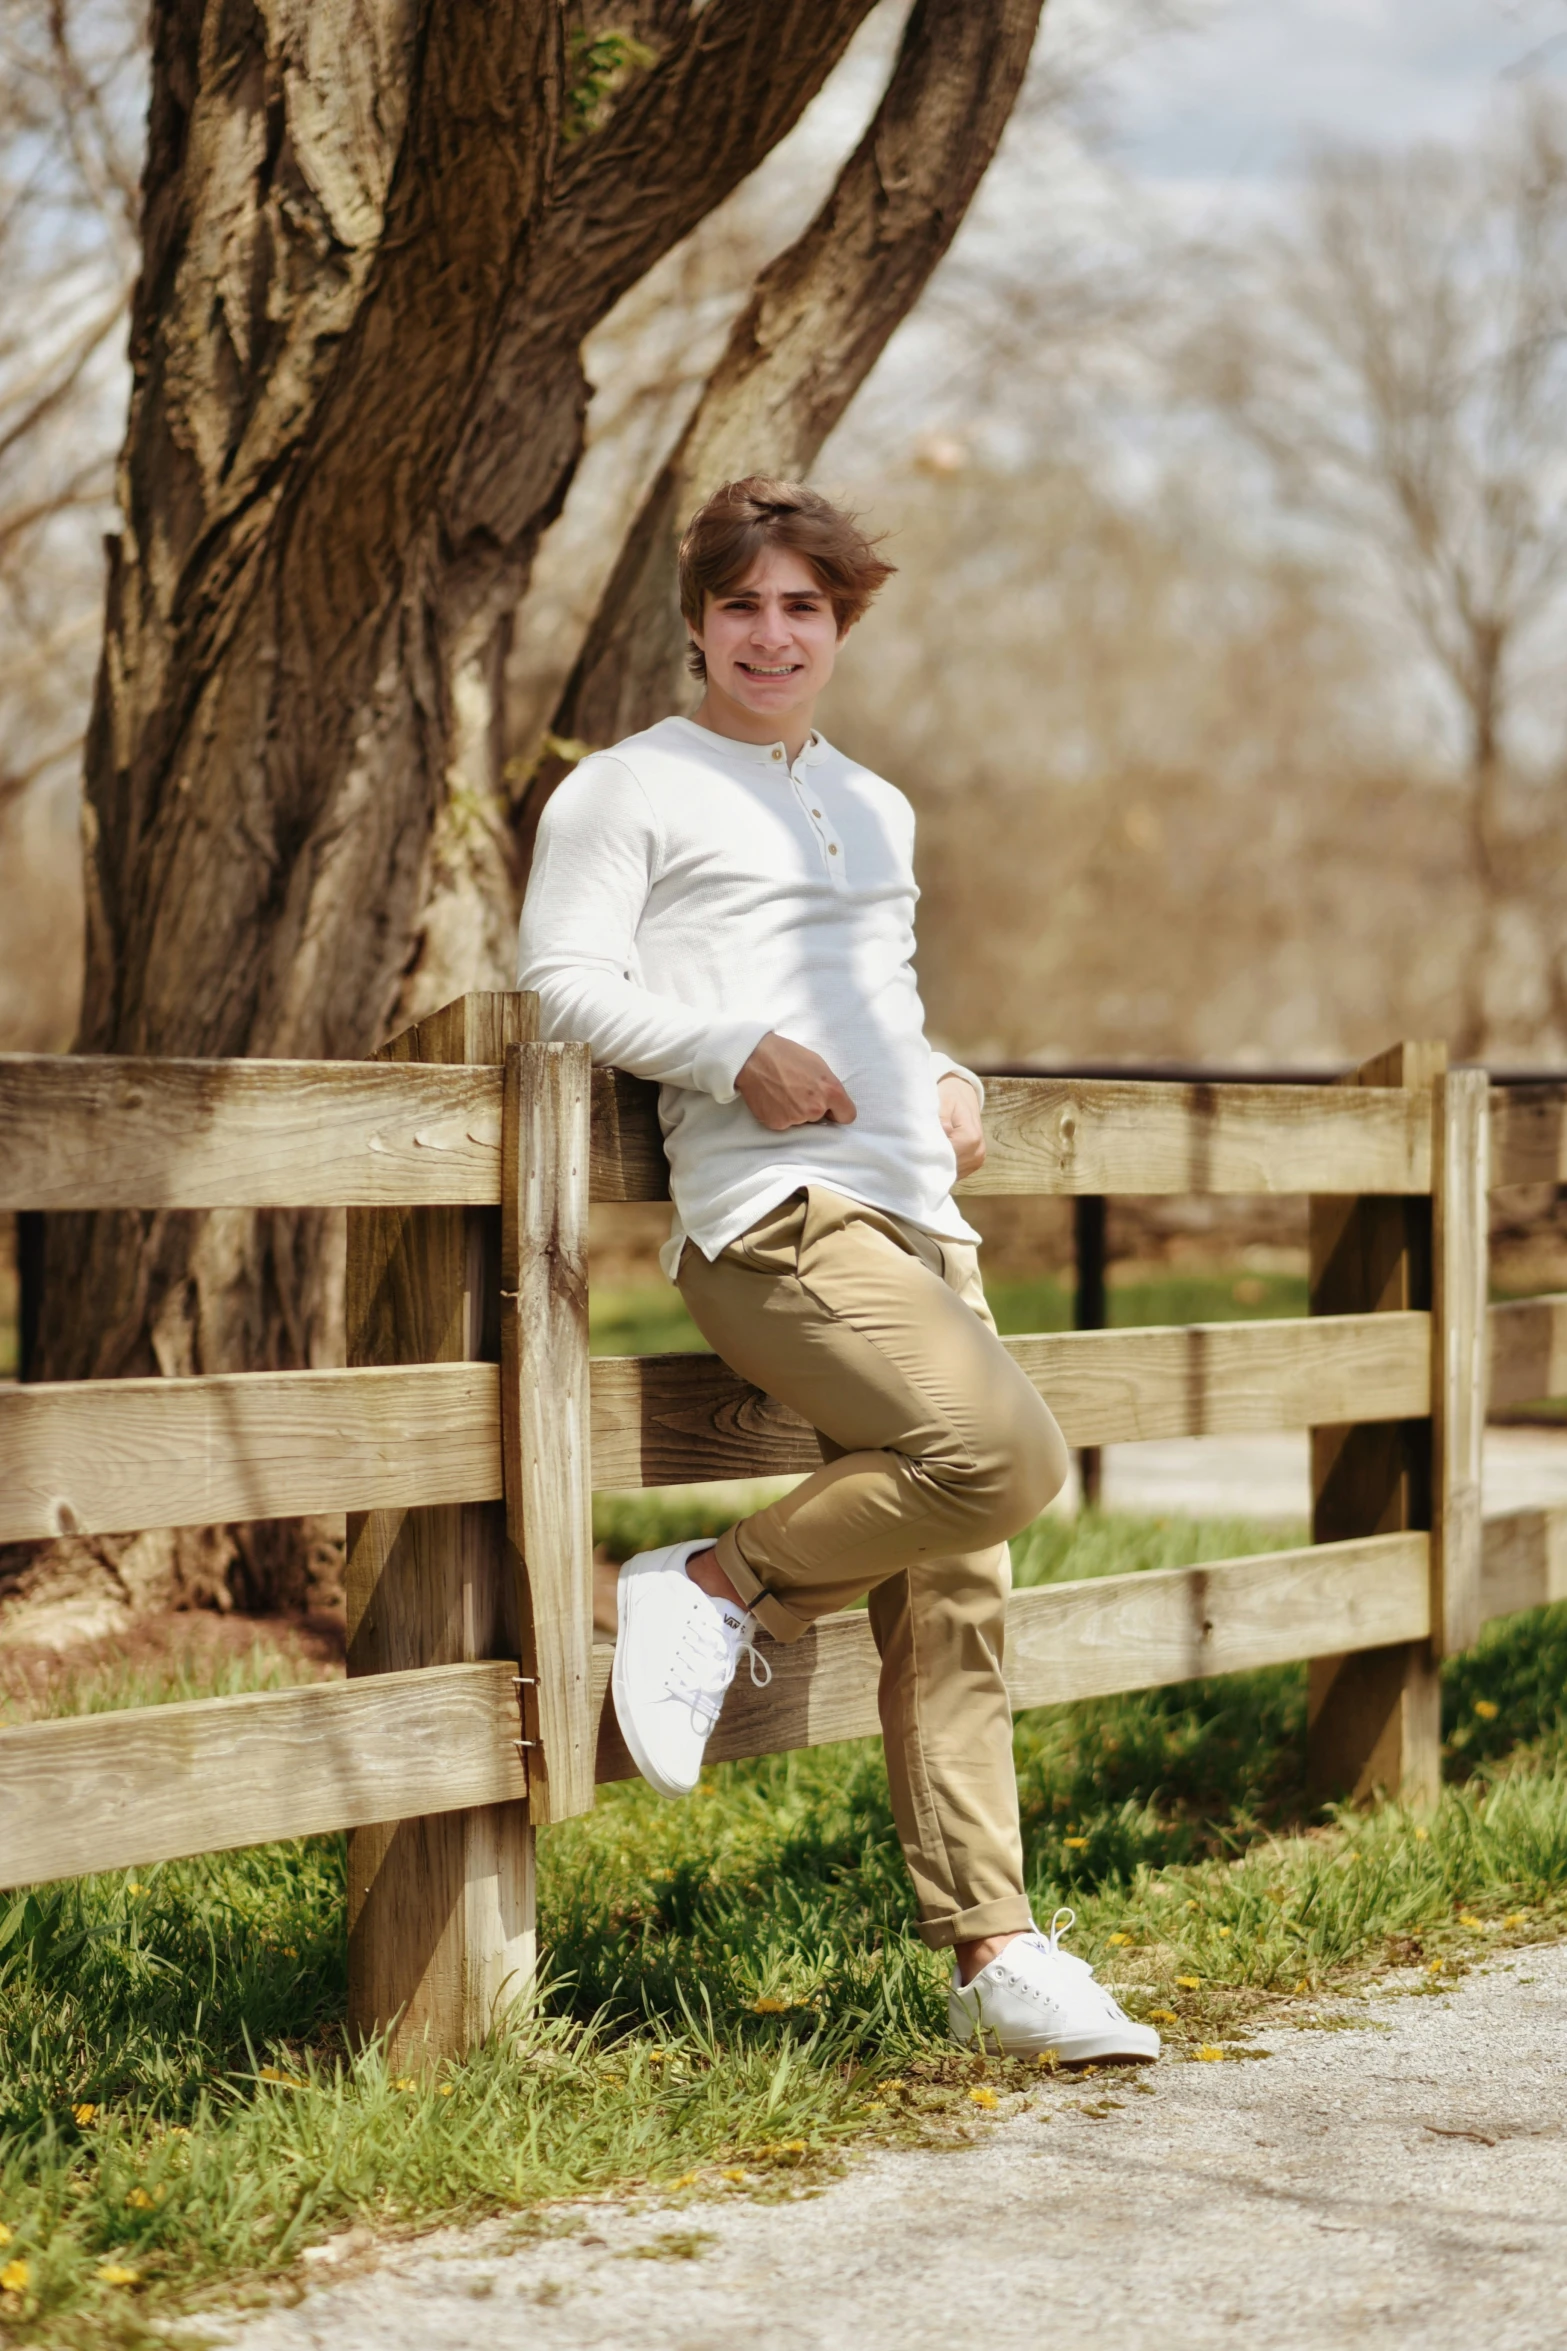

{"left": 519, "top": 477, "right": 1157, "bottom": 2065}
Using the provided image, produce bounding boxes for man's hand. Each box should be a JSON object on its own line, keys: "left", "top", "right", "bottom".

{"left": 735, "top": 1032, "right": 857, "bottom": 1131}
{"left": 938, "top": 1071, "right": 986, "bottom": 1179}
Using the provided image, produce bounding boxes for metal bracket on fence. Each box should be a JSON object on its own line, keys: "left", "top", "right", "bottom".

{"left": 513, "top": 1676, "right": 537, "bottom": 1751}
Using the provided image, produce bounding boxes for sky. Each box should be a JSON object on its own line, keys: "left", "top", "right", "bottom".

{"left": 1101, "top": 0, "right": 1567, "bottom": 220}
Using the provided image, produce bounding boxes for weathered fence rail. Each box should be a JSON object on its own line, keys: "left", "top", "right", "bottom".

{"left": 1, "top": 996, "right": 1564, "bottom": 2065}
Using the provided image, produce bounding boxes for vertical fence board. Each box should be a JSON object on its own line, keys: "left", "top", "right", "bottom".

{"left": 1432, "top": 1069, "right": 1489, "bottom": 1656}
{"left": 502, "top": 1041, "right": 596, "bottom": 1823}
{"left": 346, "top": 993, "right": 537, "bottom": 2066}
{"left": 1306, "top": 1042, "right": 1444, "bottom": 1807}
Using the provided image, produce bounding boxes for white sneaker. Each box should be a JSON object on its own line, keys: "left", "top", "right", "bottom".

{"left": 949, "top": 1909, "right": 1161, "bottom": 2064}
{"left": 612, "top": 1542, "right": 772, "bottom": 1800}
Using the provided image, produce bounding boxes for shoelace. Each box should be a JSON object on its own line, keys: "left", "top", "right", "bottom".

{"left": 1015, "top": 1907, "right": 1088, "bottom": 1970}
{"left": 669, "top": 1609, "right": 772, "bottom": 1734}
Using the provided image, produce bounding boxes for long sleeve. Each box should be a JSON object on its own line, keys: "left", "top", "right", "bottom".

{"left": 931, "top": 1049, "right": 985, "bottom": 1106}
{"left": 517, "top": 755, "right": 770, "bottom": 1099}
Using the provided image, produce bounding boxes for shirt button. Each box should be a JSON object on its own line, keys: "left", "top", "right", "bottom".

{"left": 828, "top": 844, "right": 839, "bottom": 856}
{"left": 771, "top": 746, "right": 783, "bottom": 760}
{"left": 812, "top": 809, "right": 822, "bottom": 818}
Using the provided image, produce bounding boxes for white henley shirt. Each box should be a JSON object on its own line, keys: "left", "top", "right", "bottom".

{"left": 516, "top": 714, "right": 983, "bottom": 1274}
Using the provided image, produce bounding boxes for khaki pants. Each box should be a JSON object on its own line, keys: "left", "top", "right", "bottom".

{"left": 677, "top": 1186, "right": 1068, "bottom": 1948}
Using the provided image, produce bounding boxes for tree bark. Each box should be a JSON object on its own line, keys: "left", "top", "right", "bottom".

{"left": 27, "top": 0, "right": 1042, "bottom": 1614}
{"left": 26, "top": 0, "right": 878, "bottom": 1606}
{"left": 513, "top": 0, "right": 1045, "bottom": 866}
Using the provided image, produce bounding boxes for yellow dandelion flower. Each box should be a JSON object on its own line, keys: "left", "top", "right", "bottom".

{"left": 779, "top": 2140, "right": 806, "bottom": 2154}
{"left": 751, "top": 1997, "right": 791, "bottom": 2014}
{"left": 438, "top": 2084, "right": 453, "bottom": 2096}
{"left": 282, "top": 1947, "right": 298, "bottom": 1959}
{"left": 127, "top": 1884, "right": 143, "bottom": 1895}
{"left": 1294, "top": 1979, "right": 1311, "bottom": 1994}
{"left": 1195, "top": 2046, "right": 1226, "bottom": 2062}
{"left": 719, "top": 2167, "right": 748, "bottom": 2184}
{"left": 98, "top": 2264, "right": 140, "bottom": 2287}
{"left": 1414, "top": 1826, "right": 1430, "bottom": 1841}
{"left": 1, "top": 2257, "right": 29, "bottom": 2292}
{"left": 969, "top": 2087, "right": 999, "bottom": 2109}
{"left": 125, "top": 2188, "right": 156, "bottom": 2210}
{"left": 73, "top": 2102, "right": 97, "bottom": 2125}
{"left": 1063, "top": 1837, "right": 1089, "bottom": 1851}
{"left": 1457, "top": 1912, "right": 1484, "bottom": 1930}
{"left": 1216, "top": 1927, "right": 1232, "bottom": 1939}
{"left": 672, "top": 2172, "right": 700, "bottom": 2189}
{"left": 392, "top": 2077, "right": 417, "bottom": 2092}
{"left": 1106, "top": 1932, "right": 1132, "bottom": 1947}
{"left": 1036, "top": 2049, "right": 1061, "bottom": 2068}
{"left": 1147, "top": 2009, "right": 1178, "bottom": 2025}
{"left": 0, "top": 2224, "right": 10, "bottom": 2245}
{"left": 880, "top": 2079, "right": 906, "bottom": 2093}
{"left": 1503, "top": 1913, "right": 1528, "bottom": 1929}
{"left": 1474, "top": 1699, "right": 1498, "bottom": 1721}
{"left": 1427, "top": 1959, "right": 1445, "bottom": 1974}
{"left": 1176, "top": 1976, "right": 1201, "bottom": 1990}
{"left": 646, "top": 2051, "right": 666, "bottom": 2064}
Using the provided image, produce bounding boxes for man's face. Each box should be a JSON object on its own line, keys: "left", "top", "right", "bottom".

{"left": 692, "top": 546, "right": 842, "bottom": 725}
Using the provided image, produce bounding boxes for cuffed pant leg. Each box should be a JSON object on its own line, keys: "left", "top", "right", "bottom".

{"left": 869, "top": 1542, "right": 1033, "bottom": 1948}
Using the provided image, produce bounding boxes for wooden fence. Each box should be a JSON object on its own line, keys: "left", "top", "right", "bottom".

{"left": 2, "top": 995, "right": 1565, "bottom": 2065}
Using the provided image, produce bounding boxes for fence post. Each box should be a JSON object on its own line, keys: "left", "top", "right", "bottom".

{"left": 1431, "top": 1068, "right": 1489, "bottom": 1659}
{"left": 345, "top": 991, "right": 538, "bottom": 2067}
{"left": 1073, "top": 1194, "right": 1107, "bottom": 1508}
{"left": 1306, "top": 1040, "right": 1445, "bottom": 1807}
{"left": 501, "top": 1040, "right": 596, "bottom": 1821}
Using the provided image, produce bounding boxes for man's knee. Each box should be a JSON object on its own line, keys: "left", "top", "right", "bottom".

{"left": 936, "top": 1379, "right": 1068, "bottom": 1542}
{"left": 994, "top": 1387, "right": 1069, "bottom": 1530}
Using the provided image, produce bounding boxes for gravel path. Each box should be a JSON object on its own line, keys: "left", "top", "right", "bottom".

{"left": 1094, "top": 1425, "right": 1567, "bottom": 1520}
{"left": 218, "top": 1943, "right": 1567, "bottom": 2351}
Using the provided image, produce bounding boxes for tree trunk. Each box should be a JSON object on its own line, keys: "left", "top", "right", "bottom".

{"left": 513, "top": 0, "right": 1046, "bottom": 866}
{"left": 26, "top": 0, "right": 879, "bottom": 1606}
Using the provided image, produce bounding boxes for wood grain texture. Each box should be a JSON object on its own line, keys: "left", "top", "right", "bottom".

{"left": 582, "top": 1067, "right": 1435, "bottom": 1205}
{"left": 954, "top": 1077, "right": 1433, "bottom": 1199}
{"left": 1491, "top": 1084, "right": 1567, "bottom": 1189}
{"left": 0, "top": 1663, "right": 528, "bottom": 1892}
{"left": 0, "top": 1361, "right": 501, "bottom": 1542}
{"left": 590, "top": 1068, "right": 670, "bottom": 1203}
{"left": 1480, "top": 1506, "right": 1567, "bottom": 1622}
{"left": 1489, "top": 1293, "right": 1567, "bottom": 1409}
{"left": 1431, "top": 1069, "right": 1489, "bottom": 1655}
{"left": 0, "top": 1308, "right": 1437, "bottom": 1542}
{"left": 346, "top": 991, "right": 536, "bottom": 2068}
{"left": 587, "top": 1313, "right": 1430, "bottom": 1490}
{"left": 0, "top": 1054, "right": 506, "bottom": 1210}
{"left": 0, "top": 1053, "right": 1448, "bottom": 1215}
{"left": 1307, "top": 1042, "right": 1443, "bottom": 1809}
{"left": 502, "top": 1042, "right": 596, "bottom": 1823}
{"left": 593, "top": 1533, "right": 1431, "bottom": 1780}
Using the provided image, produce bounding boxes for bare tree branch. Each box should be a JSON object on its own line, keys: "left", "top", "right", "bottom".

{"left": 517, "top": 0, "right": 1044, "bottom": 858}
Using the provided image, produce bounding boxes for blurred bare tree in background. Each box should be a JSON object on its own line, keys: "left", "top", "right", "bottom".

{"left": 0, "top": 0, "right": 142, "bottom": 1051}
{"left": 1194, "top": 94, "right": 1567, "bottom": 1056}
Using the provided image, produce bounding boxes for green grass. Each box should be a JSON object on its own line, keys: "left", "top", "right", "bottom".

{"left": 4, "top": 1515, "right": 1567, "bottom": 2343}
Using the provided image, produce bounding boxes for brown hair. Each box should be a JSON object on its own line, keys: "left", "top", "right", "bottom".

{"left": 677, "top": 476, "right": 895, "bottom": 679}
